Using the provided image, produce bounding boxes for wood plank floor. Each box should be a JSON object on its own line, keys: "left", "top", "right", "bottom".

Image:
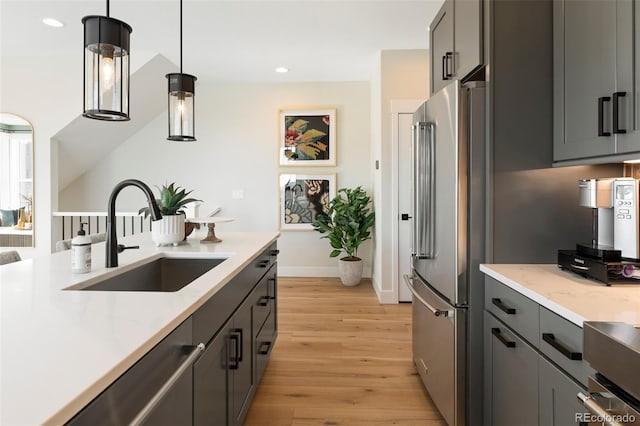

{"left": 244, "top": 277, "right": 446, "bottom": 426}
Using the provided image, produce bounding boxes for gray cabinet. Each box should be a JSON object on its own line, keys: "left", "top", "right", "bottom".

{"left": 539, "top": 357, "right": 587, "bottom": 426}
{"left": 485, "top": 312, "right": 539, "bottom": 426}
{"left": 484, "top": 276, "right": 591, "bottom": 426}
{"left": 429, "top": 0, "right": 483, "bottom": 95}
{"left": 430, "top": 0, "right": 454, "bottom": 95}
{"left": 553, "top": 0, "right": 640, "bottom": 162}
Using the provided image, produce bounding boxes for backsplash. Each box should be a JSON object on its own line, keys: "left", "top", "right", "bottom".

{"left": 624, "top": 164, "right": 640, "bottom": 179}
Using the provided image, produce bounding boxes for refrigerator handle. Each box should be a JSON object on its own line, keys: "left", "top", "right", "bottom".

{"left": 403, "top": 275, "right": 454, "bottom": 317}
{"left": 412, "top": 121, "right": 436, "bottom": 260}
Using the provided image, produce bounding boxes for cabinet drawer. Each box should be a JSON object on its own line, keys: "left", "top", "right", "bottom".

{"left": 485, "top": 276, "right": 540, "bottom": 346}
{"left": 539, "top": 307, "right": 594, "bottom": 387}
{"left": 256, "top": 311, "right": 277, "bottom": 385}
{"left": 252, "top": 266, "right": 275, "bottom": 333}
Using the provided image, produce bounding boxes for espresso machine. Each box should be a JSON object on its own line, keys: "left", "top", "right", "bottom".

{"left": 558, "top": 177, "right": 640, "bottom": 284}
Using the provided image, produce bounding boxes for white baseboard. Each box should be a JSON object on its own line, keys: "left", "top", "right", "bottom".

{"left": 371, "top": 276, "right": 398, "bottom": 304}
{"left": 277, "top": 266, "right": 372, "bottom": 278}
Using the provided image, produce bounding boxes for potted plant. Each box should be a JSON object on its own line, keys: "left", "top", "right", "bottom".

{"left": 139, "top": 182, "right": 201, "bottom": 246}
{"left": 312, "top": 186, "right": 375, "bottom": 286}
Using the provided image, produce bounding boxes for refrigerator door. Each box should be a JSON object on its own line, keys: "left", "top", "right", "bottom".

{"left": 405, "top": 274, "right": 466, "bottom": 426}
{"left": 413, "top": 81, "right": 464, "bottom": 305}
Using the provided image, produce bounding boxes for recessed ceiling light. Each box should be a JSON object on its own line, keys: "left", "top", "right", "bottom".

{"left": 42, "top": 18, "right": 65, "bottom": 28}
{"left": 275, "top": 67, "right": 289, "bottom": 73}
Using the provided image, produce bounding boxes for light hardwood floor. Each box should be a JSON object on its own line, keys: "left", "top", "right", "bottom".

{"left": 244, "top": 277, "right": 446, "bottom": 426}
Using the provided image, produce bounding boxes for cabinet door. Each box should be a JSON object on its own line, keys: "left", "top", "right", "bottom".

{"left": 554, "top": 0, "right": 617, "bottom": 161}
{"left": 454, "top": 0, "right": 483, "bottom": 79}
{"left": 539, "top": 357, "right": 588, "bottom": 426}
{"left": 485, "top": 313, "right": 538, "bottom": 426}
{"left": 614, "top": 0, "right": 640, "bottom": 153}
{"left": 430, "top": 0, "right": 454, "bottom": 95}
{"left": 231, "top": 298, "right": 255, "bottom": 426}
{"left": 193, "top": 320, "right": 232, "bottom": 426}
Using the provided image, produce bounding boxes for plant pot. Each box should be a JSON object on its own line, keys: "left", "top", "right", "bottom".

{"left": 151, "top": 214, "right": 185, "bottom": 246}
{"left": 338, "top": 256, "right": 363, "bottom": 286}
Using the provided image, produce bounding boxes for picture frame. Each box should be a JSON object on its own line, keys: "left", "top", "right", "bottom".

{"left": 279, "top": 173, "right": 336, "bottom": 231}
{"left": 279, "top": 108, "right": 336, "bottom": 166}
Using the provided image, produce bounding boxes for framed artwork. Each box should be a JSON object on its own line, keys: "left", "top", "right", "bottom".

{"left": 279, "top": 108, "right": 336, "bottom": 166}
{"left": 279, "top": 173, "right": 336, "bottom": 231}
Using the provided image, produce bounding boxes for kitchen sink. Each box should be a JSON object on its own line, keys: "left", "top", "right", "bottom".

{"left": 66, "top": 257, "right": 226, "bottom": 292}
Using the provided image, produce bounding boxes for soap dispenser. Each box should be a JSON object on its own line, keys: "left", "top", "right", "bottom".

{"left": 71, "top": 222, "right": 92, "bottom": 273}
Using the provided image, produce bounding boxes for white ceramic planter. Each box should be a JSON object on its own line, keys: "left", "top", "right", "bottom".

{"left": 338, "top": 257, "right": 363, "bottom": 286}
{"left": 151, "top": 214, "right": 185, "bottom": 246}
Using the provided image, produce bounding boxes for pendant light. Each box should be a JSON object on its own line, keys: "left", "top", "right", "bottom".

{"left": 82, "top": 0, "right": 132, "bottom": 121}
{"left": 166, "top": 0, "right": 197, "bottom": 141}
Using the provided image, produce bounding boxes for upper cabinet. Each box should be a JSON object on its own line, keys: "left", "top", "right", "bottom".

{"left": 553, "top": 0, "right": 640, "bottom": 163}
{"left": 429, "top": 0, "right": 483, "bottom": 95}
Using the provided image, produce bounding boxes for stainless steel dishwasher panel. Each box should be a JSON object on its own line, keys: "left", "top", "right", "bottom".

{"left": 407, "top": 274, "right": 466, "bottom": 426}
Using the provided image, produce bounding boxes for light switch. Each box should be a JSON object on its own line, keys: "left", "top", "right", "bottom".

{"left": 232, "top": 189, "right": 245, "bottom": 200}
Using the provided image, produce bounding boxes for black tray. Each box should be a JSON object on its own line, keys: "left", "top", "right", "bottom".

{"left": 557, "top": 249, "right": 640, "bottom": 286}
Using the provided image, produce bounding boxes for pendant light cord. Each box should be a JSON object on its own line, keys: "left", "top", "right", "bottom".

{"left": 106, "top": 0, "right": 110, "bottom": 17}
{"left": 180, "top": 0, "right": 183, "bottom": 74}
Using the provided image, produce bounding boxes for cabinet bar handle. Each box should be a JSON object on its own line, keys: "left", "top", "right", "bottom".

{"left": 613, "top": 91, "right": 627, "bottom": 134}
{"left": 229, "top": 333, "right": 240, "bottom": 370}
{"left": 442, "top": 55, "right": 448, "bottom": 80}
{"left": 258, "top": 260, "right": 269, "bottom": 268}
{"left": 491, "top": 328, "right": 516, "bottom": 348}
{"left": 258, "top": 341, "right": 271, "bottom": 355}
{"left": 257, "top": 296, "right": 270, "bottom": 307}
{"left": 445, "top": 52, "right": 453, "bottom": 78}
{"left": 270, "top": 249, "right": 280, "bottom": 256}
{"left": 598, "top": 96, "right": 612, "bottom": 136}
{"left": 130, "top": 343, "right": 205, "bottom": 426}
{"left": 542, "top": 333, "right": 582, "bottom": 360}
{"left": 491, "top": 298, "right": 516, "bottom": 315}
{"left": 577, "top": 392, "right": 623, "bottom": 426}
{"left": 235, "top": 328, "right": 244, "bottom": 362}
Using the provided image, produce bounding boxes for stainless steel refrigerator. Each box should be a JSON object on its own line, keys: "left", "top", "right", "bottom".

{"left": 404, "top": 80, "right": 485, "bottom": 426}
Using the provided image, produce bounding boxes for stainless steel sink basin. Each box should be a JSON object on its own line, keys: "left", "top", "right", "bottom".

{"left": 67, "top": 257, "right": 226, "bottom": 292}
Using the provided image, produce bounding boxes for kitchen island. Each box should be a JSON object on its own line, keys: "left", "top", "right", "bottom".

{"left": 0, "top": 231, "right": 279, "bottom": 425}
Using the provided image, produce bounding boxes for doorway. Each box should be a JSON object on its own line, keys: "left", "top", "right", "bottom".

{"left": 391, "top": 100, "right": 423, "bottom": 302}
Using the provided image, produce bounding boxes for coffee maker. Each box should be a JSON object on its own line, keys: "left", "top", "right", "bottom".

{"left": 558, "top": 177, "right": 640, "bottom": 285}
{"left": 577, "top": 178, "right": 616, "bottom": 259}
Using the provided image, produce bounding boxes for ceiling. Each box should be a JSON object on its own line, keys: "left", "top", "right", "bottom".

{"left": 1, "top": 0, "right": 442, "bottom": 83}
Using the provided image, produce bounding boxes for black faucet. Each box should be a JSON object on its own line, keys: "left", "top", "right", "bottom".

{"left": 106, "top": 179, "right": 162, "bottom": 268}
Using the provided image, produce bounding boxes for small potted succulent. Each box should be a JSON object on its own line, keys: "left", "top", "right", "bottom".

{"left": 312, "top": 186, "right": 375, "bottom": 286}
{"left": 139, "top": 182, "right": 201, "bottom": 246}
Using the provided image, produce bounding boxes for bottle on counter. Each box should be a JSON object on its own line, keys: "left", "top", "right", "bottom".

{"left": 71, "top": 222, "right": 91, "bottom": 274}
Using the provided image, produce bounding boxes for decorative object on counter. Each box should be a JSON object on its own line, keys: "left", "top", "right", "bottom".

{"left": 279, "top": 173, "right": 335, "bottom": 231}
{"left": 313, "top": 186, "right": 374, "bottom": 286}
{"left": 186, "top": 217, "right": 235, "bottom": 243}
{"left": 279, "top": 108, "right": 336, "bottom": 166}
{"left": 71, "top": 223, "right": 92, "bottom": 274}
{"left": 139, "top": 182, "right": 201, "bottom": 246}
{"left": 166, "top": 0, "right": 197, "bottom": 141}
{"left": 82, "top": 0, "right": 132, "bottom": 121}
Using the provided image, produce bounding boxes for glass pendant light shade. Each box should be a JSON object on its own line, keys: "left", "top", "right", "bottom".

{"left": 167, "top": 73, "right": 197, "bottom": 141}
{"left": 82, "top": 15, "right": 132, "bottom": 121}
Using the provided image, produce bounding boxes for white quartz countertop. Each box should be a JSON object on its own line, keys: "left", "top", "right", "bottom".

{"left": 0, "top": 231, "right": 279, "bottom": 426}
{"left": 480, "top": 264, "right": 640, "bottom": 327}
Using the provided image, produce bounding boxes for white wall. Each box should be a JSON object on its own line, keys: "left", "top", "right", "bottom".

{"left": 59, "top": 81, "right": 372, "bottom": 276}
{"left": 371, "top": 49, "right": 429, "bottom": 302}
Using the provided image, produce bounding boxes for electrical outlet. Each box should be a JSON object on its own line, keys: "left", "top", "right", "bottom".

{"left": 232, "top": 189, "right": 245, "bottom": 200}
